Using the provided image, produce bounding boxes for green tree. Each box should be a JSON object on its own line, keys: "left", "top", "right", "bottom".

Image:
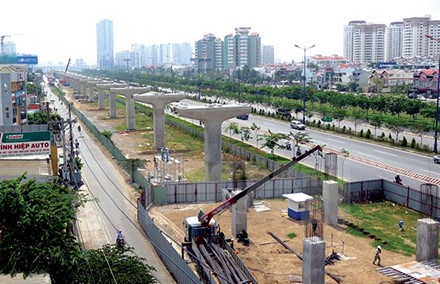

{"left": 340, "top": 148, "right": 350, "bottom": 182}
{"left": 225, "top": 122, "right": 240, "bottom": 138}
{"left": 386, "top": 121, "right": 406, "bottom": 142}
{"left": 28, "top": 112, "right": 61, "bottom": 125}
{"left": 0, "top": 176, "right": 84, "bottom": 282}
{"left": 67, "top": 244, "right": 157, "bottom": 284}
{"left": 288, "top": 131, "right": 312, "bottom": 154}
{"left": 240, "top": 126, "right": 252, "bottom": 141}
{"left": 250, "top": 123, "right": 261, "bottom": 148}
{"left": 260, "top": 130, "right": 289, "bottom": 157}
{"left": 369, "top": 116, "right": 382, "bottom": 137}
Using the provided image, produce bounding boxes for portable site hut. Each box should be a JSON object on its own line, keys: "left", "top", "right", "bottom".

{"left": 283, "top": 193, "right": 313, "bottom": 220}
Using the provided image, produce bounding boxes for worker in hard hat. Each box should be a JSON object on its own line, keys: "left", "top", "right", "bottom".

{"left": 372, "top": 245, "right": 382, "bottom": 265}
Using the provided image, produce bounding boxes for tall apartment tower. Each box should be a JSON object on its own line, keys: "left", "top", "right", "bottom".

{"left": 223, "top": 27, "right": 261, "bottom": 70}
{"left": 402, "top": 16, "right": 440, "bottom": 59}
{"left": 96, "top": 19, "right": 114, "bottom": 70}
{"left": 194, "top": 34, "right": 223, "bottom": 72}
{"left": 262, "top": 45, "right": 274, "bottom": 64}
{"left": 172, "top": 42, "right": 192, "bottom": 65}
{"left": 386, "top": 22, "right": 403, "bottom": 61}
{"left": 343, "top": 21, "right": 366, "bottom": 62}
{"left": 345, "top": 21, "right": 386, "bottom": 63}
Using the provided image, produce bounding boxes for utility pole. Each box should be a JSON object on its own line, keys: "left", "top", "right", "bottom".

{"left": 68, "top": 103, "right": 75, "bottom": 185}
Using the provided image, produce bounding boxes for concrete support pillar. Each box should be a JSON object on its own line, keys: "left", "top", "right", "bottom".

{"left": 134, "top": 92, "right": 187, "bottom": 149}
{"left": 81, "top": 81, "right": 87, "bottom": 96}
{"left": 204, "top": 121, "right": 223, "bottom": 181}
{"left": 231, "top": 190, "right": 248, "bottom": 237}
{"left": 96, "top": 83, "right": 128, "bottom": 119}
{"left": 98, "top": 89, "right": 106, "bottom": 110}
{"left": 125, "top": 95, "right": 135, "bottom": 130}
{"left": 302, "top": 237, "right": 325, "bottom": 284}
{"left": 109, "top": 93, "right": 117, "bottom": 118}
{"left": 153, "top": 107, "right": 165, "bottom": 148}
{"left": 110, "top": 87, "right": 151, "bottom": 131}
{"left": 416, "top": 218, "right": 439, "bottom": 262}
{"left": 323, "top": 180, "right": 338, "bottom": 225}
{"left": 88, "top": 84, "right": 95, "bottom": 101}
{"left": 175, "top": 104, "right": 251, "bottom": 181}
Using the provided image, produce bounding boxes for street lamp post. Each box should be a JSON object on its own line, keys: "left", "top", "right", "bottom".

{"left": 294, "top": 44, "right": 315, "bottom": 124}
{"left": 425, "top": 34, "right": 440, "bottom": 154}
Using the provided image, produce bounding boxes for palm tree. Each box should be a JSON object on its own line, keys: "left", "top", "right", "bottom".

{"left": 224, "top": 122, "right": 240, "bottom": 138}
{"left": 260, "top": 130, "right": 289, "bottom": 157}
{"left": 339, "top": 148, "right": 350, "bottom": 182}
{"left": 250, "top": 123, "right": 261, "bottom": 147}
{"left": 288, "top": 131, "right": 312, "bottom": 155}
{"left": 240, "top": 126, "right": 252, "bottom": 141}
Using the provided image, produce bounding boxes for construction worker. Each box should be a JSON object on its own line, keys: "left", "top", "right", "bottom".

{"left": 372, "top": 245, "right": 382, "bottom": 265}
{"left": 197, "top": 208, "right": 204, "bottom": 222}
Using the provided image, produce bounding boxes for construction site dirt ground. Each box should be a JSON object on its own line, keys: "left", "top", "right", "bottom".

{"left": 62, "top": 87, "right": 414, "bottom": 284}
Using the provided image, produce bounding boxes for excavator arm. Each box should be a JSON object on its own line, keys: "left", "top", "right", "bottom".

{"left": 200, "top": 144, "right": 323, "bottom": 227}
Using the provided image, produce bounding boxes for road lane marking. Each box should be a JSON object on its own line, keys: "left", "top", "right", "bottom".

{"left": 374, "top": 150, "right": 398, "bottom": 157}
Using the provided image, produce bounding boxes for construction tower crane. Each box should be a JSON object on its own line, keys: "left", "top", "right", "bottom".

{"left": 1, "top": 35, "right": 11, "bottom": 55}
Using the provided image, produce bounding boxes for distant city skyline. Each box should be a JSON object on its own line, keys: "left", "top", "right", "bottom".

{"left": 0, "top": 0, "right": 439, "bottom": 66}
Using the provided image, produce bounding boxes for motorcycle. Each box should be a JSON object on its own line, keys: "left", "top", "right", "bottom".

{"left": 285, "top": 142, "right": 292, "bottom": 151}
{"left": 116, "top": 237, "right": 125, "bottom": 247}
{"left": 394, "top": 176, "right": 403, "bottom": 185}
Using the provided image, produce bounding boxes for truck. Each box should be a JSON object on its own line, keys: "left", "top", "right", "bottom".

{"left": 183, "top": 145, "right": 323, "bottom": 283}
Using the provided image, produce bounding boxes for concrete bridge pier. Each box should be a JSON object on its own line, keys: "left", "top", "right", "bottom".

{"left": 110, "top": 87, "right": 151, "bottom": 130}
{"left": 134, "top": 92, "right": 187, "bottom": 149}
{"left": 96, "top": 83, "right": 128, "bottom": 118}
{"left": 175, "top": 103, "right": 251, "bottom": 181}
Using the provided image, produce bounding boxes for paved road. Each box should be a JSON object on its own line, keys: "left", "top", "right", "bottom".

{"left": 45, "top": 83, "right": 176, "bottom": 284}
{"left": 168, "top": 98, "right": 440, "bottom": 190}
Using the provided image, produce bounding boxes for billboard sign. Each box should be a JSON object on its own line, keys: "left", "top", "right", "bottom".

{"left": 0, "top": 131, "right": 51, "bottom": 157}
{"left": 16, "top": 55, "right": 38, "bottom": 65}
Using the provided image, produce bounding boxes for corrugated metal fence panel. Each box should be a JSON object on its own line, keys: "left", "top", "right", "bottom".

{"left": 137, "top": 200, "right": 202, "bottom": 284}
{"left": 160, "top": 177, "right": 322, "bottom": 204}
{"left": 383, "top": 182, "right": 408, "bottom": 205}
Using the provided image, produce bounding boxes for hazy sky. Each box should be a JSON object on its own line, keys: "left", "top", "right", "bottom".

{"left": 2, "top": 0, "right": 439, "bottom": 66}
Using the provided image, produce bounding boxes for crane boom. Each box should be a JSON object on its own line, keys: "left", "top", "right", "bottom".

{"left": 200, "top": 144, "right": 323, "bottom": 227}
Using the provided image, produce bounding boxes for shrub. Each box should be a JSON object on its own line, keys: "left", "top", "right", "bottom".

{"left": 342, "top": 125, "right": 347, "bottom": 133}
{"left": 359, "top": 129, "right": 364, "bottom": 137}
{"left": 101, "top": 130, "right": 112, "bottom": 138}
{"left": 401, "top": 136, "right": 408, "bottom": 147}
{"left": 410, "top": 138, "right": 416, "bottom": 148}
{"left": 366, "top": 129, "right": 372, "bottom": 139}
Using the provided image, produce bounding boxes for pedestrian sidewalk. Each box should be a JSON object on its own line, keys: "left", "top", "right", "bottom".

{"left": 76, "top": 186, "right": 111, "bottom": 249}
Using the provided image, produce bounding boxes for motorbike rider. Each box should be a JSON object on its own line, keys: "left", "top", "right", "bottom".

{"left": 285, "top": 141, "right": 292, "bottom": 150}
{"left": 296, "top": 147, "right": 302, "bottom": 157}
{"left": 395, "top": 175, "right": 402, "bottom": 184}
{"left": 116, "top": 229, "right": 125, "bottom": 245}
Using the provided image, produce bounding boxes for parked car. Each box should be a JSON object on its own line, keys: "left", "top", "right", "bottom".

{"left": 434, "top": 155, "right": 440, "bottom": 164}
{"left": 290, "top": 120, "right": 305, "bottom": 130}
{"left": 236, "top": 114, "right": 249, "bottom": 120}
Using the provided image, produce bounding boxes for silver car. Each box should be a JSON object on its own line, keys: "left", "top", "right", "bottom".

{"left": 290, "top": 120, "right": 305, "bottom": 130}
{"left": 434, "top": 155, "right": 440, "bottom": 164}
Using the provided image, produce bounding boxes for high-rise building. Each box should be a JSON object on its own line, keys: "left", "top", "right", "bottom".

{"left": 222, "top": 27, "right": 261, "bottom": 70}
{"left": 172, "top": 42, "right": 192, "bottom": 65}
{"left": 344, "top": 21, "right": 385, "bottom": 63}
{"left": 402, "top": 16, "right": 440, "bottom": 59}
{"left": 2, "top": 42, "right": 16, "bottom": 56}
{"left": 96, "top": 19, "right": 114, "bottom": 70}
{"left": 386, "top": 22, "right": 403, "bottom": 61}
{"left": 262, "top": 45, "right": 274, "bottom": 65}
{"left": 195, "top": 33, "right": 223, "bottom": 72}
{"left": 343, "top": 21, "right": 366, "bottom": 62}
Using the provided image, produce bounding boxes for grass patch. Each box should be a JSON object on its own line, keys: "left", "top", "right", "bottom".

{"left": 340, "top": 201, "right": 429, "bottom": 256}
{"left": 287, "top": 232, "right": 297, "bottom": 239}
